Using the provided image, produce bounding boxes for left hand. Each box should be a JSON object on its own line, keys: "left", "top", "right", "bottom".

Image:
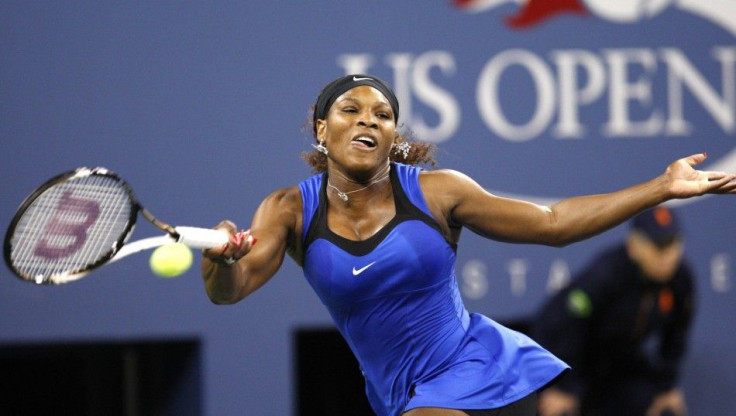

{"left": 665, "top": 153, "right": 736, "bottom": 198}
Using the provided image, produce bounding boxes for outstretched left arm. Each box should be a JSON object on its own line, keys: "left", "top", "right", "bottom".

{"left": 423, "top": 153, "right": 735, "bottom": 247}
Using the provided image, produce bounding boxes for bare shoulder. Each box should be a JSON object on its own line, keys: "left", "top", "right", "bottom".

{"left": 253, "top": 185, "right": 305, "bottom": 263}
{"left": 418, "top": 168, "right": 481, "bottom": 199}
{"left": 416, "top": 169, "right": 483, "bottom": 236}
{"left": 256, "top": 185, "right": 303, "bottom": 224}
{"left": 419, "top": 168, "right": 472, "bottom": 180}
{"left": 250, "top": 185, "right": 303, "bottom": 245}
{"left": 262, "top": 185, "right": 303, "bottom": 206}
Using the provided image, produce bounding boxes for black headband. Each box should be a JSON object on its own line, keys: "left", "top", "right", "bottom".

{"left": 312, "top": 74, "right": 400, "bottom": 132}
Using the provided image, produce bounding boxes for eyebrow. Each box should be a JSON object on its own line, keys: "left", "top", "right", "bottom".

{"left": 335, "top": 96, "right": 392, "bottom": 109}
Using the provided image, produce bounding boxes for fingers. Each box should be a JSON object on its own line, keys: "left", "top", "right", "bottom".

{"left": 705, "top": 171, "right": 730, "bottom": 180}
{"left": 706, "top": 173, "right": 736, "bottom": 194}
{"left": 202, "top": 221, "right": 259, "bottom": 266}
{"left": 218, "top": 229, "right": 258, "bottom": 265}
{"left": 683, "top": 152, "right": 707, "bottom": 167}
{"left": 214, "top": 220, "right": 238, "bottom": 235}
{"left": 202, "top": 220, "right": 237, "bottom": 257}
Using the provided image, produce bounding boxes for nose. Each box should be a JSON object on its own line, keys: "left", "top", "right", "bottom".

{"left": 357, "top": 111, "right": 378, "bottom": 128}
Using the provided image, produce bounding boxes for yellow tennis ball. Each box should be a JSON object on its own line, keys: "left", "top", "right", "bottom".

{"left": 149, "top": 242, "right": 193, "bottom": 278}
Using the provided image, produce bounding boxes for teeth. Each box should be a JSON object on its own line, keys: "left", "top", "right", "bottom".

{"left": 354, "top": 136, "right": 375, "bottom": 146}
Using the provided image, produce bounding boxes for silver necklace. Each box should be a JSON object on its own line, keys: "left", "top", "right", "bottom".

{"left": 327, "top": 170, "right": 390, "bottom": 203}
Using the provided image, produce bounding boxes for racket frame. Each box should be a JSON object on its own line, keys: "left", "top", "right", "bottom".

{"left": 3, "top": 167, "right": 217, "bottom": 284}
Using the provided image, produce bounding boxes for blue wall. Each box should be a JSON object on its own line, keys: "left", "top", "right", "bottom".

{"left": 1, "top": 1, "right": 734, "bottom": 415}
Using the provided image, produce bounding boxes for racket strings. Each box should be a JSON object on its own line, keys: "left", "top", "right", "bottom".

{"left": 10, "top": 175, "right": 133, "bottom": 281}
{"left": 69, "top": 177, "right": 129, "bottom": 273}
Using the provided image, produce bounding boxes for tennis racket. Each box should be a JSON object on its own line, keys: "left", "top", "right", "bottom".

{"left": 3, "top": 167, "right": 229, "bottom": 285}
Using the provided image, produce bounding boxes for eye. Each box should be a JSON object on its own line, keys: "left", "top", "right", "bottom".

{"left": 377, "top": 112, "right": 391, "bottom": 120}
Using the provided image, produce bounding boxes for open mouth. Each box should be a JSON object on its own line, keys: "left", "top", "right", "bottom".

{"left": 352, "top": 135, "right": 377, "bottom": 148}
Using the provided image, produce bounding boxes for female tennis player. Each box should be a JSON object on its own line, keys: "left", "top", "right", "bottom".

{"left": 201, "top": 74, "right": 736, "bottom": 416}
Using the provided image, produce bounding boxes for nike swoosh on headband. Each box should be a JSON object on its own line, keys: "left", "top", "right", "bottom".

{"left": 352, "top": 261, "right": 376, "bottom": 276}
{"left": 352, "top": 76, "right": 372, "bottom": 82}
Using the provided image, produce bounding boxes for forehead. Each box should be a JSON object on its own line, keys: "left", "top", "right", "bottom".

{"left": 333, "top": 85, "right": 391, "bottom": 106}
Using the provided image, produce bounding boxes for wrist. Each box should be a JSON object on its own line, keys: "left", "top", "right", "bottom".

{"left": 204, "top": 250, "right": 239, "bottom": 267}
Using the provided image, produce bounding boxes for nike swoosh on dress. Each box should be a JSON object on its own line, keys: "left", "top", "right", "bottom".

{"left": 352, "top": 262, "right": 376, "bottom": 276}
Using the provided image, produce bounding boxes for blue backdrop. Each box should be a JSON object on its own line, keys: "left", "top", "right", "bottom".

{"left": 1, "top": 1, "right": 734, "bottom": 415}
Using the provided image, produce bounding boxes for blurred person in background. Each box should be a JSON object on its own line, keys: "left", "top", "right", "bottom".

{"left": 531, "top": 206, "right": 694, "bottom": 416}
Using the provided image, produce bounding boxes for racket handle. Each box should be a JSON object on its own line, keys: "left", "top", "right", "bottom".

{"left": 175, "top": 226, "right": 230, "bottom": 249}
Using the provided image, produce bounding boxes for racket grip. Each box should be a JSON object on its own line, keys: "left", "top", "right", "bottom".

{"left": 174, "top": 226, "right": 230, "bottom": 249}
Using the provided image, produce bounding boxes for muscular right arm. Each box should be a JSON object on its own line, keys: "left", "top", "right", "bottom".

{"left": 201, "top": 186, "right": 302, "bottom": 304}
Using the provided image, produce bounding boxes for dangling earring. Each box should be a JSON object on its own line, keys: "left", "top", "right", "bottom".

{"left": 313, "top": 140, "right": 328, "bottom": 155}
{"left": 392, "top": 141, "right": 411, "bottom": 159}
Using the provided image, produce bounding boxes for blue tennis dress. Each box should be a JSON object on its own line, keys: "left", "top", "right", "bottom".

{"left": 299, "top": 163, "right": 568, "bottom": 416}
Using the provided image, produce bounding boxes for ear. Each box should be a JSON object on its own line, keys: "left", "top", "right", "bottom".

{"left": 315, "top": 119, "right": 327, "bottom": 142}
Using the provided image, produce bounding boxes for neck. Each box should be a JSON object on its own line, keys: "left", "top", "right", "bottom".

{"left": 327, "top": 163, "right": 391, "bottom": 203}
{"left": 329, "top": 162, "right": 391, "bottom": 184}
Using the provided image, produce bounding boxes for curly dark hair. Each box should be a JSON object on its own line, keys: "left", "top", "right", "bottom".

{"left": 300, "top": 106, "right": 438, "bottom": 173}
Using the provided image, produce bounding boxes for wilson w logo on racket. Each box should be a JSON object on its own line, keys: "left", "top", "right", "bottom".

{"left": 3, "top": 167, "right": 228, "bottom": 285}
{"left": 33, "top": 190, "right": 103, "bottom": 259}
